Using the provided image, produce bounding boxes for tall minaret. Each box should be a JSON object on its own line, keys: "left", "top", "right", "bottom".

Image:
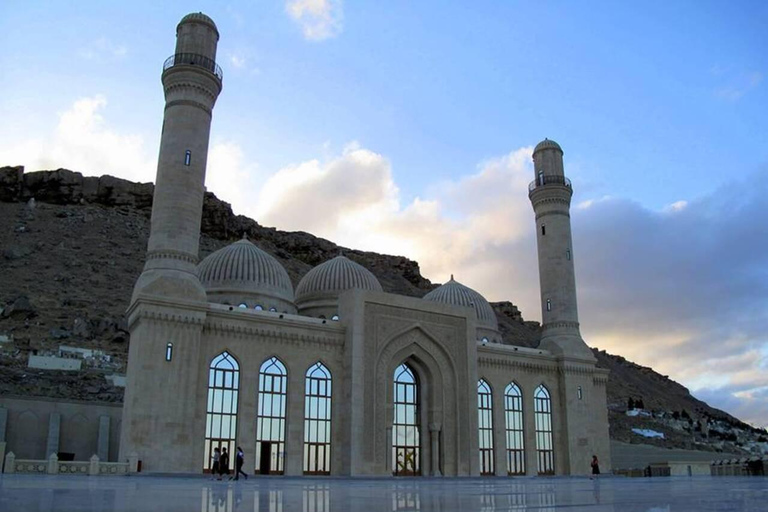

{"left": 120, "top": 13, "right": 222, "bottom": 473}
{"left": 528, "top": 139, "right": 593, "bottom": 360}
{"left": 132, "top": 12, "right": 223, "bottom": 303}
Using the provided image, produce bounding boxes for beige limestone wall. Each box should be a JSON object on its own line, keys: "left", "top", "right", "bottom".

{"left": 477, "top": 345, "right": 561, "bottom": 476}
{"left": 0, "top": 396, "right": 122, "bottom": 461}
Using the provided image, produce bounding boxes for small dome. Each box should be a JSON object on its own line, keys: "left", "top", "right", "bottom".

{"left": 179, "top": 12, "right": 218, "bottom": 32}
{"left": 533, "top": 138, "right": 563, "bottom": 155}
{"left": 197, "top": 239, "right": 295, "bottom": 311}
{"left": 295, "top": 255, "right": 382, "bottom": 317}
{"left": 423, "top": 276, "right": 498, "bottom": 331}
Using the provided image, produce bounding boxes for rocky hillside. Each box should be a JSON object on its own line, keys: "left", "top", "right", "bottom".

{"left": 1, "top": 166, "right": 764, "bottom": 455}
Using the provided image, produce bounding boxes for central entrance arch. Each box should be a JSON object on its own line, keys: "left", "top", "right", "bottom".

{"left": 373, "top": 324, "right": 471, "bottom": 477}
{"left": 392, "top": 363, "right": 421, "bottom": 476}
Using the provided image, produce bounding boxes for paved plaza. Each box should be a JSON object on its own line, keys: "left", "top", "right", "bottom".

{"left": 1, "top": 475, "right": 766, "bottom": 511}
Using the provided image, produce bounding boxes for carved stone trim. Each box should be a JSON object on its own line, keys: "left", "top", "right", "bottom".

{"left": 477, "top": 356, "right": 557, "bottom": 374}
{"left": 133, "top": 309, "right": 205, "bottom": 326}
{"left": 530, "top": 197, "right": 571, "bottom": 208}
{"left": 558, "top": 364, "right": 596, "bottom": 376}
{"left": 542, "top": 321, "right": 580, "bottom": 331}
{"left": 145, "top": 250, "right": 198, "bottom": 265}
{"left": 165, "top": 99, "right": 212, "bottom": 116}
{"left": 203, "top": 319, "right": 344, "bottom": 348}
{"left": 534, "top": 210, "right": 571, "bottom": 220}
{"left": 164, "top": 81, "right": 217, "bottom": 102}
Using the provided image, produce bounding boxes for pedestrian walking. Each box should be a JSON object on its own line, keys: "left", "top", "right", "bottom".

{"left": 590, "top": 455, "right": 600, "bottom": 479}
{"left": 235, "top": 446, "right": 248, "bottom": 480}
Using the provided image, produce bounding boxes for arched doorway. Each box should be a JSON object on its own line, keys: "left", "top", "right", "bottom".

{"left": 392, "top": 363, "right": 420, "bottom": 476}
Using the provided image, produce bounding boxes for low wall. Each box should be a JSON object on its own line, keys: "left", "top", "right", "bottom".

{"left": 611, "top": 440, "right": 738, "bottom": 470}
{"left": 3, "top": 452, "right": 134, "bottom": 475}
{"left": 0, "top": 396, "right": 122, "bottom": 463}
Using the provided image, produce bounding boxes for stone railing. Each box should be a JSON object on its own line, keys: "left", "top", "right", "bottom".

{"left": 3, "top": 452, "right": 137, "bottom": 475}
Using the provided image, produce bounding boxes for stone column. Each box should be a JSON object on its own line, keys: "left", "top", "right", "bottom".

{"left": 0, "top": 407, "right": 7, "bottom": 442}
{"left": 89, "top": 454, "right": 100, "bottom": 476}
{"left": 238, "top": 363, "right": 257, "bottom": 475}
{"left": 97, "top": 416, "right": 110, "bottom": 461}
{"left": 283, "top": 370, "right": 304, "bottom": 476}
{"left": 0, "top": 407, "right": 7, "bottom": 471}
{"left": 492, "top": 387, "right": 507, "bottom": 476}
{"left": 46, "top": 412, "right": 61, "bottom": 458}
{"left": 47, "top": 453, "right": 59, "bottom": 474}
{"left": 429, "top": 423, "right": 442, "bottom": 476}
{"left": 524, "top": 392, "right": 538, "bottom": 476}
{"left": 385, "top": 426, "right": 393, "bottom": 475}
{"left": 4, "top": 452, "right": 15, "bottom": 474}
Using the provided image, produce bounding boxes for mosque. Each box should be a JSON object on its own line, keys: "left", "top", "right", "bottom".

{"left": 118, "top": 12, "right": 611, "bottom": 476}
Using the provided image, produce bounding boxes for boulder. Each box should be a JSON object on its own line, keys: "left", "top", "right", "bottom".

{"left": 0, "top": 166, "right": 24, "bottom": 201}
{"left": 2, "top": 296, "right": 36, "bottom": 319}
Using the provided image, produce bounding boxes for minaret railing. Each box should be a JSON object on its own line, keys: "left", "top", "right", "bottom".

{"left": 163, "top": 53, "right": 223, "bottom": 80}
{"left": 528, "top": 175, "right": 572, "bottom": 192}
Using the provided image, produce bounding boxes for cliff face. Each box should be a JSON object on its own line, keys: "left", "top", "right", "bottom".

{"left": 1, "top": 166, "right": 762, "bottom": 453}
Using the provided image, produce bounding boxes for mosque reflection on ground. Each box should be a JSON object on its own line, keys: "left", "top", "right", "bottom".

{"left": 1, "top": 475, "right": 766, "bottom": 512}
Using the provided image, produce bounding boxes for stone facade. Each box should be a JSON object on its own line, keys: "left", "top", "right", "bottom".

{"left": 0, "top": 397, "right": 122, "bottom": 463}
{"left": 116, "top": 13, "right": 611, "bottom": 477}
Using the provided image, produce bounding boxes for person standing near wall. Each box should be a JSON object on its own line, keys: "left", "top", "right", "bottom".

{"left": 211, "top": 448, "right": 220, "bottom": 480}
{"left": 591, "top": 455, "right": 601, "bottom": 479}
{"left": 220, "top": 447, "right": 230, "bottom": 480}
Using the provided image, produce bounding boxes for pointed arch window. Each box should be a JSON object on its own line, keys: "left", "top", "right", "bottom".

{"left": 304, "top": 362, "right": 332, "bottom": 475}
{"left": 393, "top": 363, "right": 420, "bottom": 476}
{"left": 477, "top": 379, "right": 494, "bottom": 475}
{"left": 256, "top": 357, "right": 287, "bottom": 474}
{"left": 505, "top": 383, "right": 525, "bottom": 475}
{"left": 204, "top": 351, "right": 239, "bottom": 472}
{"left": 534, "top": 385, "right": 554, "bottom": 475}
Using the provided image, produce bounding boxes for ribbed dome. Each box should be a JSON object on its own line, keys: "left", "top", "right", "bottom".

{"left": 423, "top": 276, "right": 498, "bottom": 331}
{"left": 197, "top": 239, "right": 294, "bottom": 307}
{"left": 179, "top": 12, "right": 218, "bottom": 31}
{"left": 533, "top": 138, "right": 563, "bottom": 155}
{"left": 296, "top": 255, "right": 382, "bottom": 303}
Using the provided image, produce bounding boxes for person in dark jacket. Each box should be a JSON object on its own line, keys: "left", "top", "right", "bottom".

{"left": 234, "top": 446, "right": 248, "bottom": 480}
{"left": 219, "top": 447, "right": 230, "bottom": 480}
{"left": 590, "top": 455, "right": 601, "bottom": 479}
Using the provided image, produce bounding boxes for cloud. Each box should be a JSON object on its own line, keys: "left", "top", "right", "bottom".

{"left": 285, "top": 0, "right": 343, "bottom": 41}
{"left": 0, "top": 95, "right": 154, "bottom": 183}
{"left": 205, "top": 140, "right": 261, "bottom": 215}
{"left": 79, "top": 38, "right": 128, "bottom": 60}
{"left": 715, "top": 71, "right": 763, "bottom": 102}
{"left": 229, "top": 54, "right": 246, "bottom": 69}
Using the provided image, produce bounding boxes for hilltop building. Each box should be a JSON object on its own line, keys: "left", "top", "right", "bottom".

{"left": 116, "top": 12, "right": 611, "bottom": 477}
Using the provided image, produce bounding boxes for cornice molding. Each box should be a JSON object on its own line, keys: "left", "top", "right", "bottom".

{"left": 203, "top": 318, "right": 344, "bottom": 348}
{"left": 145, "top": 249, "right": 198, "bottom": 265}
{"left": 477, "top": 355, "right": 558, "bottom": 374}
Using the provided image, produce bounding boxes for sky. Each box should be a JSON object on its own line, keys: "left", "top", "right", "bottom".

{"left": 1, "top": 1, "right": 767, "bottom": 428}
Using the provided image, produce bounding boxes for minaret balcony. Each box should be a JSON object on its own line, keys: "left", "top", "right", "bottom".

{"left": 528, "top": 175, "right": 572, "bottom": 192}
{"left": 163, "top": 53, "right": 223, "bottom": 81}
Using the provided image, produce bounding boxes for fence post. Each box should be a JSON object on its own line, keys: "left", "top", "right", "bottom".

{"left": 47, "top": 453, "right": 59, "bottom": 475}
{"left": 4, "top": 452, "right": 15, "bottom": 474}
{"left": 90, "top": 454, "right": 100, "bottom": 476}
{"left": 128, "top": 452, "right": 139, "bottom": 473}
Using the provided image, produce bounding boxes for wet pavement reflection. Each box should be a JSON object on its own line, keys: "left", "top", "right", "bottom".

{"left": 1, "top": 474, "right": 766, "bottom": 511}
